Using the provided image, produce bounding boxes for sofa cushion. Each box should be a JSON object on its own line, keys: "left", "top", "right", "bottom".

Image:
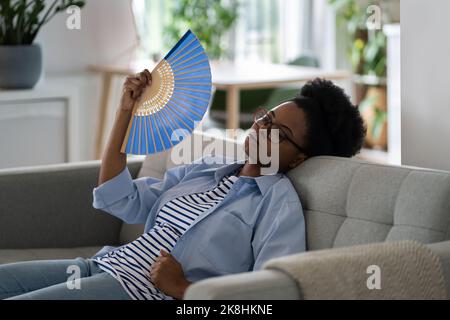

{"left": 0, "top": 247, "right": 103, "bottom": 265}
{"left": 0, "top": 162, "right": 125, "bottom": 249}
{"left": 119, "top": 224, "right": 145, "bottom": 245}
{"left": 287, "top": 156, "right": 450, "bottom": 250}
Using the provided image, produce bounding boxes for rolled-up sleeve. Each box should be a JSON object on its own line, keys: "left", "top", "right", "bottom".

{"left": 92, "top": 164, "right": 190, "bottom": 224}
{"left": 93, "top": 167, "right": 135, "bottom": 209}
{"left": 252, "top": 199, "right": 306, "bottom": 271}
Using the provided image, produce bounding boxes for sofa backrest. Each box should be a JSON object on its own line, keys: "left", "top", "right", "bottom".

{"left": 287, "top": 156, "right": 450, "bottom": 251}
{"left": 121, "top": 133, "right": 450, "bottom": 251}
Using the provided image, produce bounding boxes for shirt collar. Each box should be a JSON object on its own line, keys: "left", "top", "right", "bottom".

{"left": 202, "top": 158, "right": 283, "bottom": 195}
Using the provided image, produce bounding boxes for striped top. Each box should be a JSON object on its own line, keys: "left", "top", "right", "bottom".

{"left": 93, "top": 171, "right": 240, "bottom": 300}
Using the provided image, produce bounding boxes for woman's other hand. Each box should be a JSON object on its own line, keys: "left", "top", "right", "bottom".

{"left": 120, "top": 69, "right": 152, "bottom": 111}
{"left": 150, "top": 249, "right": 191, "bottom": 299}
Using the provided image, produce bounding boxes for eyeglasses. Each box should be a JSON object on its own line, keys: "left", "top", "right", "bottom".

{"left": 253, "top": 108, "right": 309, "bottom": 156}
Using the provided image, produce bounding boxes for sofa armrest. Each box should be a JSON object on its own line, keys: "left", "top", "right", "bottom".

{"left": 427, "top": 240, "right": 450, "bottom": 296}
{"left": 183, "top": 269, "right": 300, "bottom": 300}
{"left": 184, "top": 241, "right": 450, "bottom": 300}
{"left": 0, "top": 159, "right": 143, "bottom": 249}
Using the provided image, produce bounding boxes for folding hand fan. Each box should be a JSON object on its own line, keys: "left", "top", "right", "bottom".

{"left": 121, "top": 30, "right": 212, "bottom": 155}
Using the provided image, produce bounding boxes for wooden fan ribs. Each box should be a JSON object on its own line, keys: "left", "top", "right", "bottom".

{"left": 121, "top": 30, "right": 212, "bottom": 155}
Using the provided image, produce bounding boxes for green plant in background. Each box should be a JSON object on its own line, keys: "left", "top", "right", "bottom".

{"left": 0, "top": 0, "right": 85, "bottom": 45}
{"left": 164, "top": 0, "right": 239, "bottom": 59}
{"left": 328, "top": 0, "right": 389, "bottom": 143}
{"left": 328, "top": 0, "right": 386, "bottom": 78}
{"left": 358, "top": 91, "right": 386, "bottom": 140}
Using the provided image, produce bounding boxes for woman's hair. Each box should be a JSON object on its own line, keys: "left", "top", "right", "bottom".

{"left": 290, "top": 78, "right": 366, "bottom": 157}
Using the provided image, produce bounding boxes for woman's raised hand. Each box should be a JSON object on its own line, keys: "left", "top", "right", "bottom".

{"left": 119, "top": 69, "right": 152, "bottom": 111}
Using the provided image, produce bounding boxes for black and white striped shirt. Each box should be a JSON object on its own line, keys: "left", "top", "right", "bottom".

{"left": 93, "top": 172, "right": 240, "bottom": 300}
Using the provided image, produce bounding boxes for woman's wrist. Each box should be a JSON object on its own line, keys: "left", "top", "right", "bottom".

{"left": 175, "top": 279, "right": 192, "bottom": 300}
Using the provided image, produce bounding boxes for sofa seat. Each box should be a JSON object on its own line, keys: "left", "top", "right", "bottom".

{"left": 0, "top": 246, "right": 103, "bottom": 265}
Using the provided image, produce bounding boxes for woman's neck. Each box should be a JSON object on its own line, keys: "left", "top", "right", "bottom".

{"left": 238, "top": 162, "right": 261, "bottom": 177}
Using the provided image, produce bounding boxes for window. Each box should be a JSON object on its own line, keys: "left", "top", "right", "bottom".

{"left": 132, "top": 0, "right": 319, "bottom": 64}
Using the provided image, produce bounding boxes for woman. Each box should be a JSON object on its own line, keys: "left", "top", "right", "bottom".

{"left": 0, "top": 70, "right": 365, "bottom": 300}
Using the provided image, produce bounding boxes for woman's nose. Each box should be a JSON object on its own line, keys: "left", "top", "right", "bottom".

{"left": 256, "top": 120, "right": 269, "bottom": 130}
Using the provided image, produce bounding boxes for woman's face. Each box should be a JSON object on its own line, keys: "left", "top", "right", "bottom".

{"left": 244, "top": 101, "right": 309, "bottom": 173}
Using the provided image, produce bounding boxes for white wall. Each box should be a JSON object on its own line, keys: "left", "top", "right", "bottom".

{"left": 401, "top": 0, "right": 450, "bottom": 171}
{"left": 35, "top": 0, "right": 138, "bottom": 160}
{"left": 36, "top": 0, "right": 138, "bottom": 73}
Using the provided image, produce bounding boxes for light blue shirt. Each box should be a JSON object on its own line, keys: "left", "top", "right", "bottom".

{"left": 91, "top": 155, "right": 306, "bottom": 283}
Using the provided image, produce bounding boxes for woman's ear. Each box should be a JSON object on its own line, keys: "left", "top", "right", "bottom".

{"left": 288, "top": 153, "right": 308, "bottom": 169}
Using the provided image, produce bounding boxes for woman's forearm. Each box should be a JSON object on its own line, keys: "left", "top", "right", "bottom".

{"left": 98, "top": 109, "right": 133, "bottom": 186}
{"left": 97, "top": 69, "right": 151, "bottom": 186}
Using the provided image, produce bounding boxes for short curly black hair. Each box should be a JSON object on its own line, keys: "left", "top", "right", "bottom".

{"left": 290, "top": 78, "right": 366, "bottom": 157}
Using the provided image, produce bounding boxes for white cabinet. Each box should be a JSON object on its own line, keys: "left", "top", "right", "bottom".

{"left": 0, "top": 85, "right": 80, "bottom": 169}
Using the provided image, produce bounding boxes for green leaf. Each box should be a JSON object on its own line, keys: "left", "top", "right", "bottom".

{"left": 0, "top": 0, "right": 85, "bottom": 45}
{"left": 372, "top": 108, "right": 387, "bottom": 141}
{"left": 163, "top": 0, "right": 239, "bottom": 59}
{"left": 358, "top": 93, "right": 378, "bottom": 114}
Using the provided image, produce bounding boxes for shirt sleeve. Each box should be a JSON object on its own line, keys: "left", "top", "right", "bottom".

{"left": 92, "top": 164, "right": 190, "bottom": 224}
{"left": 251, "top": 199, "right": 306, "bottom": 271}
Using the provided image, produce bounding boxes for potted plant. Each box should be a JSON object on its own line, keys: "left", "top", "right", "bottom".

{"left": 353, "top": 29, "right": 388, "bottom": 149}
{"left": 328, "top": 0, "right": 388, "bottom": 150}
{"left": 0, "top": 0, "right": 85, "bottom": 89}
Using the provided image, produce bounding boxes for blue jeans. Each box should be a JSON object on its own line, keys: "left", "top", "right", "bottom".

{"left": 0, "top": 258, "right": 131, "bottom": 300}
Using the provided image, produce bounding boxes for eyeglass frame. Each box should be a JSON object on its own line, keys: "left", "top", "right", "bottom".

{"left": 253, "top": 108, "right": 310, "bottom": 157}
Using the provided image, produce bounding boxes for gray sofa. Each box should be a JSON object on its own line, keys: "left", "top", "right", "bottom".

{"left": 1, "top": 152, "right": 449, "bottom": 299}
{"left": 0, "top": 159, "right": 142, "bottom": 263}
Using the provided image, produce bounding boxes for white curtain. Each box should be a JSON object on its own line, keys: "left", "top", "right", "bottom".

{"left": 311, "top": 0, "right": 337, "bottom": 70}
{"left": 278, "top": 0, "right": 311, "bottom": 63}
{"left": 230, "top": 0, "right": 283, "bottom": 63}
{"left": 230, "top": 0, "right": 337, "bottom": 66}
